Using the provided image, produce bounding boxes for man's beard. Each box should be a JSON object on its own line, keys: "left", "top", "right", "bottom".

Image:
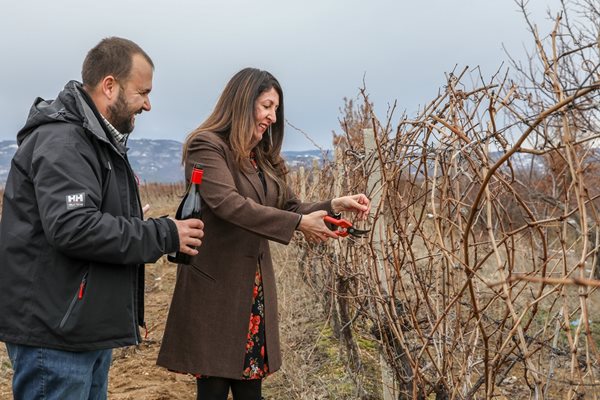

{"left": 107, "top": 90, "right": 136, "bottom": 134}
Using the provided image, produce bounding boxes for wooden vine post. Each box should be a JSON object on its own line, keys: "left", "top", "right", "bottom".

{"left": 363, "top": 128, "right": 398, "bottom": 399}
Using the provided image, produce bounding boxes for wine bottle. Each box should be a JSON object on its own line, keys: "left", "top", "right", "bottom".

{"left": 167, "top": 163, "right": 204, "bottom": 264}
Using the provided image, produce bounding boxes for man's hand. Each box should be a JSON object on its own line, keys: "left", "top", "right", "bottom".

{"left": 172, "top": 218, "right": 204, "bottom": 256}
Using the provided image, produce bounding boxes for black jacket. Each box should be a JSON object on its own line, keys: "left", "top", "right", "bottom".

{"left": 0, "top": 81, "right": 179, "bottom": 351}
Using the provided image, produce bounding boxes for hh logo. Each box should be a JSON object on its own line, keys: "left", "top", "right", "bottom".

{"left": 65, "top": 192, "right": 86, "bottom": 210}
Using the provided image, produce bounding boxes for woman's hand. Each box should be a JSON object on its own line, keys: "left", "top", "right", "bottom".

{"left": 331, "top": 194, "right": 371, "bottom": 220}
{"left": 298, "top": 210, "right": 339, "bottom": 243}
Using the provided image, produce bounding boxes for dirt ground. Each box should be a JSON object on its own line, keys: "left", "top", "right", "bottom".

{"left": 0, "top": 255, "right": 196, "bottom": 399}
{"left": 0, "top": 243, "right": 378, "bottom": 400}
{"left": 2, "top": 189, "right": 600, "bottom": 398}
{"left": 0, "top": 187, "right": 381, "bottom": 399}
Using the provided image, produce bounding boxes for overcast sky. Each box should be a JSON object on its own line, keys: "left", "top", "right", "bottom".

{"left": 0, "top": 0, "right": 559, "bottom": 150}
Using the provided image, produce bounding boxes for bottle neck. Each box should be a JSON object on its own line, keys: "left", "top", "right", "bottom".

{"left": 191, "top": 168, "right": 204, "bottom": 184}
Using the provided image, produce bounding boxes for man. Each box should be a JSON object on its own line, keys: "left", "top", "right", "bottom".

{"left": 0, "top": 37, "right": 203, "bottom": 399}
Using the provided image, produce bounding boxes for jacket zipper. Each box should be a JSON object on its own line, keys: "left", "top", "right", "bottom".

{"left": 102, "top": 152, "right": 140, "bottom": 343}
{"left": 99, "top": 156, "right": 140, "bottom": 343}
{"left": 124, "top": 157, "right": 143, "bottom": 345}
{"left": 84, "top": 111, "right": 144, "bottom": 345}
{"left": 109, "top": 150, "right": 144, "bottom": 345}
{"left": 100, "top": 160, "right": 112, "bottom": 200}
{"left": 59, "top": 272, "right": 88, "bottom": 329}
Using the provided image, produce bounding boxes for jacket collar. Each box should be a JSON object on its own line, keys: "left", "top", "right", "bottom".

{"left": 72, "top": 82, "right": 127, "bottom": 156}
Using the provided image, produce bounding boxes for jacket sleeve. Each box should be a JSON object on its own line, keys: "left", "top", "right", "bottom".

{"left": 31, "top": 129, "right": 179, "bottom": 264}
{"left": 281, "top": 184, "right": 332, "bottom": 215}
{"left": 188, "top": 134, "right": 331, "bottom": 245}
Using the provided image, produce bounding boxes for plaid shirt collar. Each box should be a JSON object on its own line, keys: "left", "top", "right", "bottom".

{"left": 101, "top": 115, "right": 129, "bottom": 146}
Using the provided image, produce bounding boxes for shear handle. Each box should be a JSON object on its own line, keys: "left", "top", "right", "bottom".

{"left": 323, "top": 215, "right": 352, "bottom": 237}
{"left": 324, "top": 215, "right": 352, "bottom": 228}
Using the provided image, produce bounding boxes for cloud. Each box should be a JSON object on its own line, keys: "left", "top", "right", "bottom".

{"left": 0, "top": 0, "right": 559, "bottom": 150}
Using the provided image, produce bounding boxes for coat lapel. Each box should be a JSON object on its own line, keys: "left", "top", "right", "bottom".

{"left": 240, "top": 161, "right": 267, "bottom": 204}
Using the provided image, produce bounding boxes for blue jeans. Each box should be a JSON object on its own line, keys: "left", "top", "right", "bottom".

{"left": 5, "top": 342, "right": 112, "bottom": 400}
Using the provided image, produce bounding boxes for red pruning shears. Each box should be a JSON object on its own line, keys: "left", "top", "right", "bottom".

{"left": 324, "top": 215, "right": 370, "bottom": 238}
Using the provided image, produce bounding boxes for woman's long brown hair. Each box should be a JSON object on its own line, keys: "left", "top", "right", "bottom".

{"left": 182, "top": 68, "right": 289, "bottom": 207}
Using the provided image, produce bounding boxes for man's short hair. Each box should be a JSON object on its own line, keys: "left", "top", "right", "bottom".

{"left": 82, "top": 37, "right": 154, "bottom": 88}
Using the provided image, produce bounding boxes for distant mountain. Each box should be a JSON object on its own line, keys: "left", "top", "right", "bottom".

{"left": 0, "top": 141, "right": 18, "bottom": 186}
{"left": 281, "top": 149, "right": 331, "bottom": 168}
{"left": 0, "top": 139, "right": 329, "bottom": 186}
{"left": 127, "top": 139, "right": 184, "bottom": 183}
{"left": 0, "top": 139, "right": 184, "bottom": 185}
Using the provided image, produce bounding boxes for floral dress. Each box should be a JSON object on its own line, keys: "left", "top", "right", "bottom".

{"left": 189, "top": 267, "right": 268, "bottom": 380}
{"left": 242, "top": 153, "right": 270, "bottom": 379}
{"left": 242, "top": 267, "right": 269, "bottom": 379}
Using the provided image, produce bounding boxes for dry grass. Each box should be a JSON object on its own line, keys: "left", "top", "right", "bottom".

{"left": 0, "top": 184, "right": 381, "bottom": 399}
{"left": 264, "top": 242, "right": 382, "bottom": 399}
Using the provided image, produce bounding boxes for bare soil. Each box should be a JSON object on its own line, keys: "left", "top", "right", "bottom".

{"left": 0, "top": 243, "right": 379, "bottom": 400}
{"left": 0, "top": 187, "right": 380, "bottom": 399}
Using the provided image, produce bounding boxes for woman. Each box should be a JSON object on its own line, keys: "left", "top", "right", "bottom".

{"left": 157, "top": 68, "right": 370, "bottom": 400}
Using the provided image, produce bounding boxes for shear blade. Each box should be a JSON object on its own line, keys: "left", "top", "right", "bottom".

{"left": 349, "top": 228, "right": 370, "bottom": 237}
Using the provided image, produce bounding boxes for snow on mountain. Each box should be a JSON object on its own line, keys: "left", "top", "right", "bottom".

{"left": 0, "top": 139, "right": 329, "bottom": 186}
{"left": 0, "top": 139, "right": 183, "bottom": 185}
{"left": 0, "top": 139, "right": 557, "bottom": 187}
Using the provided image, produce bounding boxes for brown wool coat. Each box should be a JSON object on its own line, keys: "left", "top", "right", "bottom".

{"left": 156, "top": 131, "right": 332, "bottom": 379}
